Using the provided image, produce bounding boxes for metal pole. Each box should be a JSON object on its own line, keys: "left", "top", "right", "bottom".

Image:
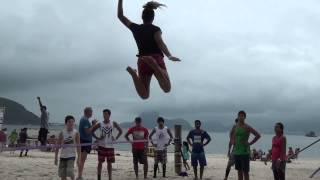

{"left": 174, "top": 124, "right": 182, "bottom": 174}
{"left": 310, "top": 167, "right": 320, "bottom": 178}
{"left": 288, "top": 138, "right": 320, "bottom": 160}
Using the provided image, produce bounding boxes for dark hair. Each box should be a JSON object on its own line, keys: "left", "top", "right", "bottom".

{"left": 276, "top": 122, "right": 284, "bottom": 134}
{"left": 238, "top": 110, "right": 246, "bottom": 118}
{"left": 103, "top": 109, "right": 111, "bottom": 115}
{"left": 157, "top": 117, "right": 165, "bottom": 123}
{"left": 195, "top": 120, "right": 201, "bottom": 124}
{"left": 84, "top": 107, "right": 92, "bottom": 114}
{"left": 142, "top": 8, "right": 154, "bottom": 23}
{"left": 65, "top": 115, "right": 75, "bottom": 124}
{"left": 142, "top": 1, "right": 166, "bottom": 23}
{"left": 183, "top": 141, "right": 189, "bottom": 151}
{"left": 42, "top": 106, "right": 47, "bottom": 110}
{"left": 235, "top": 118, "right": 239, "bottom": 123}
{"left": 135, "top": 117, "right": 142, "bottom": 123}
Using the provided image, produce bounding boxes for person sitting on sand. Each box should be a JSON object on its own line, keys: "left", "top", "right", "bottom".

{"left": 91, "top": 109, "right": 123, "bottom": 180}
{"left": 187, "top": 120, "right": 212, "bottom": 180}
{"left": 232, "top": 111, "right": 261, "bottom": 180}
{"left": 54, "top": 115, "right": 81, "bottom": 180}
{"left": 287, "top": 147, "right": 294, "bottom": 162}
{"left": 224, "top": 118, "right": 238, "bottom": 180}
{"left": 263, "top": 149, "right": 272, "bottom": 163}
{"left": 117, "top": 0, "right": 181, "bottom": 100}
{"left": 251, "top": 149, "right": 259, "bottom": 161}
{"left": 270, "top": 122, "right": 286, "bottom": 180}
{"left": 124, "top": 117, "right": 149, "bottom": 179}
{"left": 258, "top": 149, "right": 264, "bottom": 160}
{"left": 149, "top": 117, "right": 173, "bottom": 178}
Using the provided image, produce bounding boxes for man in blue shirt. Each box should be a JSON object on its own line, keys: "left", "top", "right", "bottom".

{"left": 77, "top": 107, "right": 94, "bottom": 180}
{"left": 187, "top": 120, "right": 212, "bottom": 180}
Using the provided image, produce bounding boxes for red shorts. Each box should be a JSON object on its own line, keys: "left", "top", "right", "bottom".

{"left": 138, "top": 54, "right": 166, "bottom": 76}
{"left": 98, "top": 146, "right": 115, "bottom": 163}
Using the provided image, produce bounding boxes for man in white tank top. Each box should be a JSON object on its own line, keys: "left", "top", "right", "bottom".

{"left": 54, "top": 115, "right": 81, "bottom": 180}
{"left": 149, "top": 117, "right": 173, "bottom": 178}
{"left": 91, "top": 109, "right": 123, "bottom": 180}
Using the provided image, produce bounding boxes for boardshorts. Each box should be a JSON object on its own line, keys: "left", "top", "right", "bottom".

{"left": 58, "top": 157, "right": 75, "bottom": 178}
{"left": 154, "top": 149, "right": 167, "bottom": 164}
{"left": 191, "top": 152, "right": 207, "bottom": 167}
{"left": 235, "top": 154, "right": 250, "bottom": 173}
{"left": 98, "top": 146, "right": 115, "bottom": 163}
{"left": 138, "top": 54, "right": 166, "bottom": 77}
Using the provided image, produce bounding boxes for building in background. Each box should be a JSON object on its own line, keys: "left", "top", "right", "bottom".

{"left": 0, "top": 106, "right": 5, "bottom": 129}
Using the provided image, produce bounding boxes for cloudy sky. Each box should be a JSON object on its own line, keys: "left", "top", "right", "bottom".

{"left": 1, "top": 0, "right": 319, "bottom": 125}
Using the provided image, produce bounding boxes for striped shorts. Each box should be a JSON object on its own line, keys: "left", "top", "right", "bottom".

{"left": 154, "top": 149, "right": 167, "bottom": 164}
{"left": 98, "top": 146, "right": 115, "bottom": 163}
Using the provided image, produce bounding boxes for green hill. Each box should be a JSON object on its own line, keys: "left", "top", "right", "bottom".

{"left": 0, "top": 97, "right": 40, "bottom": 125}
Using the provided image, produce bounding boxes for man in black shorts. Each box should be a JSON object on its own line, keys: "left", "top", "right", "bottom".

{"left": 77, "top": 107, "right": 94, "bottom": 180}
{"left": 125, "top": 117, "right": 149, "bottom": 179}
{"left": 37, "top": 97, "right": 49, "bottom": 147}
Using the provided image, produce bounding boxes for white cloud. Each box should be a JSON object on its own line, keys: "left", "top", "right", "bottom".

{"left": 0, "top": 0, "right": 319, "bottom": 124}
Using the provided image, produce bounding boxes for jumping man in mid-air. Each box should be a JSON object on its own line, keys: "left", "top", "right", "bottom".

{"left": 117, "top": 0, "right": 181, "bottom": 100}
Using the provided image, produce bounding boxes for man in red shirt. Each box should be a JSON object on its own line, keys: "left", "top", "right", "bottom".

{"left": 125, "top": 117, "right": 149, "bottom": 179}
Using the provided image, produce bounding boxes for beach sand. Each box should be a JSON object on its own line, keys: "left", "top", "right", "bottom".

{"left": 0, "top": 150, "right": 319, "bottom": 180}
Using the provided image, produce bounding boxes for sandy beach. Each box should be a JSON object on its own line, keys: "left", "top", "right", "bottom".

{"left": 0, "top": 150, "right": 319, "bottom": 180}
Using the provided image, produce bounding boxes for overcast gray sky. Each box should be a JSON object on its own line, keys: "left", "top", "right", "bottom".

{"left": 1, "top": 0, "right": 319, "bottom": 124}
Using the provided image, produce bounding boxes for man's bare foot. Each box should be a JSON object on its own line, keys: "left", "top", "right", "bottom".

{"left": 126, "top": 66, "right": 137, "bottom": 76}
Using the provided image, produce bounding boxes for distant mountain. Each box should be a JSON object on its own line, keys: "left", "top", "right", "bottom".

{"left": 249, "top": 120, "right": 320, "bottom": 135}
{"left": 0, "top": 97, "right": 40, "bottom": 125}
{"left": 120, "top": 111, "right": 192, "bottom": 130}
{"left": 284, "top": 120, "right": 320, "bottom": 135}
{"left": 120, "top": 112, "right": 320, "bottom": 135}
{"left": 201, "top": 120, "right": 228, "bottom": 132}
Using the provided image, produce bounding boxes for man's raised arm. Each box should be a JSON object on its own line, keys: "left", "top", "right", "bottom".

{"left": 37, "top": 97, "right": 44, "bottom": 109}
{"left": 117, "top": 0, "right": 132, "bottom": 28}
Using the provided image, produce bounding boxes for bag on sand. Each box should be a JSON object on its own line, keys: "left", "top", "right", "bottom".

{"left": 179, "top": 172, "right": 188, "bottom": 177}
